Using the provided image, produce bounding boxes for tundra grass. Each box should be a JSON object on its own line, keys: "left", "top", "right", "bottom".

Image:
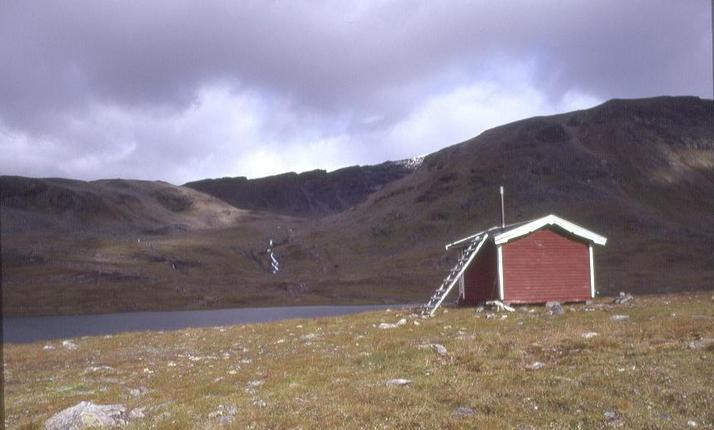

{"left": 4, "top": 293, "right": 713, "bottom": 429}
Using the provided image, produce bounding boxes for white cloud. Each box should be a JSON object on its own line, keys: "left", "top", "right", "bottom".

{"left": 0, "top": 1, "right": 709, "bottom": 182}
{"left": 380, "top": 76, "right": 602, "bottom": 162}
{"left": 0, "top": 75, "right": 605, "bottom": 183}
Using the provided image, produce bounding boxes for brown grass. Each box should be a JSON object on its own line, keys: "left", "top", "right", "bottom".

{"left": 4, "top": 293, "right": 714, "bottom": 429}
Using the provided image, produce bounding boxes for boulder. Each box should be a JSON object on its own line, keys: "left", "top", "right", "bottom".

{"left": 44, "top": 401, "right": 129, "bottom": 429}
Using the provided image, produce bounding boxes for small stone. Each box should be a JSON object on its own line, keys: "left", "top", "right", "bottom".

{"left": 43, "top": 344, "right": 55, "bottom": 350}
{"left": 604, "top": 410, "right": 623, "bottom": 427}
{"left": 418, "top": 343, "right": 448, "bottom": 356}
{"left": 611, "top": 314, "right": 629, "bottom": 321}
{"left": 485, "top": 300, "right": 515, "bottom": 312}
{"left": 475, "top": 306, "right": 485, "bottom": 313}
{"left": 386, "top": 378, "right": 411, "bottom": 386}
{"left": 300, "top": 333, "right": 319, "bottom": 340}
{"left": 378, "top": 318, "right": 407, "bottom": 330}
{"left": 688, "top": 420, "right": 698, "bottom": 427}
{"left": 128, "top": 408, "right": 145, "bottom": 420}
{"left": 525, "top": 361, "right": 544, "bottom": 371}
{"left": 613, "top": 292, "right": 634, "bottom": 304}
{"left": 545, "top": 301, "right": 564, "bottom": 315}
{"left": 451, "top": 406, "right": 476, "bottom": 418}
{"left": 582, "top": 332, "right": 599, "bottom": 339}
{"left": 687, "top": 338, "right": 714, "bottom": 350}
{"left": 129, "top": 386, "right": 148, "bottom": 397}
{"left": 61, "top": 340, "right": 78, "bottom": 350}
{"left": 247, "top": 380, "right": 265, "bottom": 388}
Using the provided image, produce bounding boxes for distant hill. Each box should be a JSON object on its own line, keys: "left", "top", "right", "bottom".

{"left": 0, "top": 177, "right": 248, "bottom": 234}
{"left": 184, "top": 161, "right": 417, "bottom": 216}
{"left": 2, "top": 96, "right": 712, "bottom": 316}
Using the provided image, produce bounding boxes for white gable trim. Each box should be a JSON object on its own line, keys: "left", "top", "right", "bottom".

{"left": 589, "top": 243, "right": 596, "bottom": 298}
{"left": 493, "top": 214, "right": 607, "bottom": 246}
{"left": 497, "top": 245, "right": 505, "bottom": 301}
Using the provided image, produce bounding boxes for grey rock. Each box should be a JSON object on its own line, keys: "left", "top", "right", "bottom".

{"left": 128, "top": 408, "right": 145, "bottom": 420}
{"left": 611, "top": 314, "right": 629, "bottom": 321}
{"left": 61, "top": 340, "right": 78, "bottom": 350}
{"left": 247, "top": 380, "right": 265, "bottom": 388}
{"left": 485, "top": 300, "right": 515, "bottom": 312}
{"left": 418, "top": 343, "right": 448, "bottom": 356}
{"left": 613, "top": 292, "right": 634, "bottom": 304}
{"left": 451, "top": 406, "right": 475, "bottom": 418}
{"left": 299, "top": 333, "right": 319, "bottom": 340}
{"left": 44, "top": 401, "right": 128, "bottom": 429}
{"left": 129, "top": 386, "right": 148, "bottom": 397}
{"left": 378, "top": 318, "right": 407, "bottom": 329}
{"left": 545, "top": 301, "right": 564, "bottom": 315}
{"left": 687, "top": 338, "right": 714, "bottom": 350}
{"left": 208, "top": 404, "right": 237, "bottom": 425}
{"left": 604, "top": 410, "right": 623, "bottom": 427}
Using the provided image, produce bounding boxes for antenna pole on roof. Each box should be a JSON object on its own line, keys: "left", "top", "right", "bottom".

{"left": 499, "top": 185, "right": 505, "bottom": 228}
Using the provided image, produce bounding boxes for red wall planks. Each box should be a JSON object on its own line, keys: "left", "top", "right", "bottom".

{"left": 463, "top": 241, "right": 499, "bottom": 305}
{"left": 501, "top": 228, "right": 591, "bottom": 303}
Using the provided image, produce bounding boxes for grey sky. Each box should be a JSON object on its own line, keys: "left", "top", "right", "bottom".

{"left": 0, "top": 0, "right": 711, "bottom": 184}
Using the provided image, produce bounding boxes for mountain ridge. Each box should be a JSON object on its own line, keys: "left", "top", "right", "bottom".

{"left": 2, "top": 95, "right": 712, "bottom": 316}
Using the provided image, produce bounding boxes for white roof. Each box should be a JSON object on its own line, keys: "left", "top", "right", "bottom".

{"left": 445, "top": 214, "right": 607, "bottom": 250}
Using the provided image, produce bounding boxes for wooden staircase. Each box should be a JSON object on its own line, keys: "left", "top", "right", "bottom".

{"left": 422, "top": 233, "right": 489, "bottom": 317}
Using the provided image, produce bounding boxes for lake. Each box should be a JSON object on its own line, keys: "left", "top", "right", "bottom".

{"left": 3, "top": 304, "right": 406, "bottom": 343}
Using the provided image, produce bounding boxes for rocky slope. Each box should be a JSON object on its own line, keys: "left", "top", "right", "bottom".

{"left": 184, "top": 161, "right": 417, "bottom": 217}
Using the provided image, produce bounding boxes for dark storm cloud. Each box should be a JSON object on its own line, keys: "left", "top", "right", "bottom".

{"left": 0, "top": 0, "right": 710, "bottom": 183}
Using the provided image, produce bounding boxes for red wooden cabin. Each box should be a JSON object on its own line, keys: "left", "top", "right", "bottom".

{"left": 445, "top": 214, "right": 607, "bottom": 305}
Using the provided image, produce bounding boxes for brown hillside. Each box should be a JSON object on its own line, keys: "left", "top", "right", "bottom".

{"left": 2, "top": 96, "right": 712, "bottom": 316}
{"left": 183, "top": 162, "right": 415, "bottom": 217}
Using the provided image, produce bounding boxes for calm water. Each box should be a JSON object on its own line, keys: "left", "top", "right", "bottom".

{"left": 3, "top": 304, "right": 404, "bottom": 343}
